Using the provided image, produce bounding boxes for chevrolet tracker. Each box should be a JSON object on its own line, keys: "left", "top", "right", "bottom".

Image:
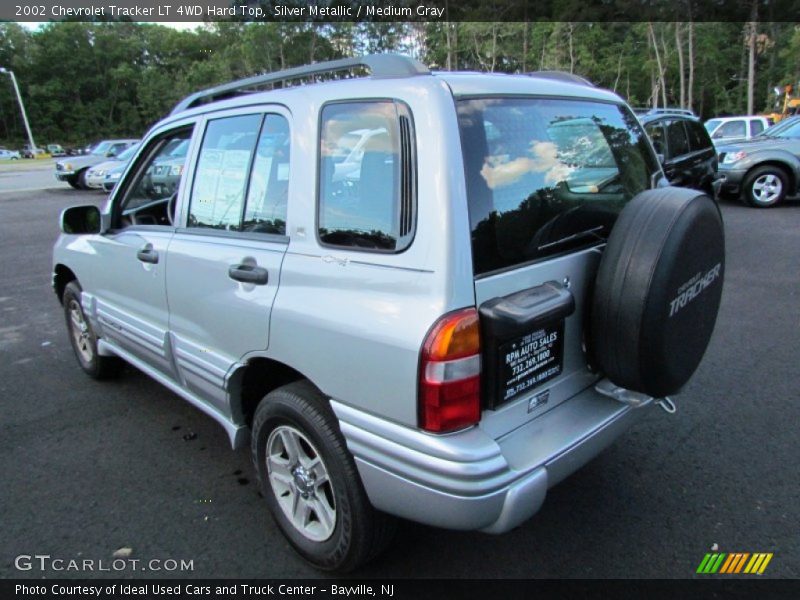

{"left": 53, "top": 54, "right": 725, "bottom": 571}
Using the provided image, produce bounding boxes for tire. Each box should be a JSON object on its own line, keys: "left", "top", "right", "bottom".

{"left": 63, "top": 281, "right": 124, "bottom": 379}
{"left": 590, "top": 187, "right": 725, "bottom": 398}
{"left": 251, "top": 381, "right": 395, "bottom": 572}
{"left": 67, "top": 177, "right": 82, "bottom": 190}
{"left": 76, "top": 169, "right": 89, "bottom": 190}
{"left": 742, "top": 165, "right": 788, "bottom": 208}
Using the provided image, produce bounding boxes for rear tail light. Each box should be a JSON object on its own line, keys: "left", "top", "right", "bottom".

{"left": 419, "top": 308, "right": 481, "bottom": 433}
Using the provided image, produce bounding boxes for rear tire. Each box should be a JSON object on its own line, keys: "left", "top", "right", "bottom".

{"left": 251, "top": 380, "right": 395, "bottom": 572}
{"left": 742, "top": 165, "right": 788, "bottom": 208}
{"left": 63, "top": 281, "right": 124, "bottom": 379}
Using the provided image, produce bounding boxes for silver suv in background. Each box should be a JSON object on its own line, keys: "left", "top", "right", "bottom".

{"left": 85, "top": 143, "right": 140, "bottom": 190}
{"left": 55, "top": 139, "right": 138, "bottom": 189}
{"left": 53, "top": 55, "right": 725, "bottom": 571}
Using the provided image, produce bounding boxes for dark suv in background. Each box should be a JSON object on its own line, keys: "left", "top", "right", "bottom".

{"left": 639, "top": 109, "right": 717, "bottom": 194}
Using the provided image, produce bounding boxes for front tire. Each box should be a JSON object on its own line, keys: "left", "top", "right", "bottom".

{"left": 63, "top": 281, "right": 124, "bottom": 379}
{"left": 76, "top": 169, "right": 89, "bottom": 190}
{"left": 251, "top": 381, "right": 395, "bottom": 572}
{"left": 742, "top": 165, "right": 788, "bottom": 208}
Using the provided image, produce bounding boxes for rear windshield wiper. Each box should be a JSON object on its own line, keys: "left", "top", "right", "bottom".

{"left": 537, "top": 225, "right": 607, "bottom": 252}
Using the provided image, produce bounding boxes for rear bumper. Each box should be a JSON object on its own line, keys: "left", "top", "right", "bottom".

{"left": 332, "top": 381, "right": 654, "bottom": 533}
{"left": 55, "top": 172, "right": 75, "bottom": 181}
{"left": 716, "top": 167, "right": 747, "bottom": 196}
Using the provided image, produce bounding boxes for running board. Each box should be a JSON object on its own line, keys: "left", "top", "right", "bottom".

{"left": 97, "top": 339, "right": 250, "bottom": 450}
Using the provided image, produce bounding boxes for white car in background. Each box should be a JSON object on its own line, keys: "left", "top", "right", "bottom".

{"left": 84, "top": 143, "right": 140, "bottom": 190}
{"left": 0, "top": 149, "right": 21, "bottom": 160}
{"left": 705, "top": 115, "right": 773, "bottom": 144}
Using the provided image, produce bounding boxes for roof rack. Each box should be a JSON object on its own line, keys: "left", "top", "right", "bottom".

{"left": 171, "top": 53, "right": 430, "bottom": 115}
{"left": 633, "top": 107, "right": 697, "bottom": 117}
{"left": 527, "top": 71, "right": 594, "bottom": 87}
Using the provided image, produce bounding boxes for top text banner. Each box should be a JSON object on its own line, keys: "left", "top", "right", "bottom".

{"left": 5, "top": 0, "right": 800, "bottom": 22}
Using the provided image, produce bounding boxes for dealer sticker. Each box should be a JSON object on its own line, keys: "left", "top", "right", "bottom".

{"left": 498, "top": 322, "right": 564, "bottom": 404}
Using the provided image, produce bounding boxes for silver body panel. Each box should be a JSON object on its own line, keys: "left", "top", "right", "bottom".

{"left": 53, "top": 69, "right": 653, "bottom": 531}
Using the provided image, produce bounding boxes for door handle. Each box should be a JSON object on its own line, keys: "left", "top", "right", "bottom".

{"left": 228, "top": 264, "right": 268, "bottom": 285}
{"left": 136, "top": 245, "right": 159, "bottom": 264}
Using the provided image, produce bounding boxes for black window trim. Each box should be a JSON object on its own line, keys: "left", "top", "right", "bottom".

{"left": 315, "top": 98, "right": 418, "bottom": 255}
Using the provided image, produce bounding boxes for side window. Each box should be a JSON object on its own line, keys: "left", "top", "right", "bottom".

{"left": 686, "top": 120, "right": 713, "bottom": 152}
{"left": 645, "top": 122, "right": 667, "bottom": 156}
{"left": 242, "top": 115, "right": 290, "bottom": 235}
{"left": 715, "top": 120, "right": 746, "bottom": 139}
{"left": 108, "top": 143, "right": 127, "bottom": 157}
{"left": 116, "top": 128, "right": 193, "bottom": 227}
{"left": 750, "top": 119, "right": 765, "bottom": 136}
{"left": 665, "top": 120, "right": 690, "bottom": 158}
{"left": 188, "top": 114, "right": 261, "bottom": 230}
{"left": 318, "top": 101, "right": 416, "bottom": 252}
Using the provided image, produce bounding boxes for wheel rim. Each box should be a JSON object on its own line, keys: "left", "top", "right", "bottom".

{"left": 68, "top": 299, "right": 94, "bottom": 363}
{"left": 751, "top": 173, "right": 783, "bottom": 204}
{"left": 266, "top": 425, "right": 336, "bottom": 542}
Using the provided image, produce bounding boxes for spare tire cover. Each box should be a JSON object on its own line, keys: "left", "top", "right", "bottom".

{"left": 591, "top": 187, "right": 725, "bottom": 398}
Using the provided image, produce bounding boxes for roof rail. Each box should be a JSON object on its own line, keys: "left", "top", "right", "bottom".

{"left": 634, "top": 107, "right": 697, "bottom": 117}
{"left": 171, "top": 53, "right": 430, "bottom": 115}
{"left": 527, "top": 71, "right": 594, "bottom": 87}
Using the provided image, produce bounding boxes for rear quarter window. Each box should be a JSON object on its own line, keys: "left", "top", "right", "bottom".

{"left": 318, "top": 101, "right": 416, "bottom": 252}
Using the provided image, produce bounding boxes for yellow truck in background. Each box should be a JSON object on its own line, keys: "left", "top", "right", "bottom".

{"left": 765, "top": 84, "right": 800, "bottom": 122}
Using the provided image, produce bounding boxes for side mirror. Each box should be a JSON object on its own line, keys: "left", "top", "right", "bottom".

{"left": 106, "top": 150, "right": 117, "bottom": 157}
{"left": 712, "top": 131, "right": 723, "bottom": 140}
{"left": 60, "top": 205, "right": 102, "bottom": 234}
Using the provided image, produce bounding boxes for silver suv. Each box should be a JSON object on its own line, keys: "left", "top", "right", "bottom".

{"left": 53, "top": 55, "right": 725, "bottom": 572}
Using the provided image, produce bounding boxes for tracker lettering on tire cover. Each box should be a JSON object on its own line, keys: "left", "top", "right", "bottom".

{"left": 591, "top": 187, "right": 725, "bottom": 398}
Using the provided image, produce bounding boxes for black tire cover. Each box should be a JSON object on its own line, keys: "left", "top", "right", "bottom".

{"left": 591, "top": 187, "right": 725, "bottom": 398}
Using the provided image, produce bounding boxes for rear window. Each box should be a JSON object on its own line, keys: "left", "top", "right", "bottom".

{"left": 457, "top": 97, "right": 659, "bottom": 275}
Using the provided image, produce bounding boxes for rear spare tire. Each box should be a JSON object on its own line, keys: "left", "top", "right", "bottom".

{"left": 590, "top": 187, "right": 725, "bottom": 398}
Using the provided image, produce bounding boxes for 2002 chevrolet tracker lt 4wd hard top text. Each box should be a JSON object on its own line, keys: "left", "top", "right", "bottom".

{"left": 52, "top": 55, "right": 725, "bottom": 571}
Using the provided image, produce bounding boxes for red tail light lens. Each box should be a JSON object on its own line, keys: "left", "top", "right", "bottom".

{"left": 419, "top": 308, "right": 481, "bottom": 433}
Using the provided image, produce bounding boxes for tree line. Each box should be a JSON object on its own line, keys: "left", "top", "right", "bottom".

{"left": 1, "top": 20, "right": 798, "bottom": 146}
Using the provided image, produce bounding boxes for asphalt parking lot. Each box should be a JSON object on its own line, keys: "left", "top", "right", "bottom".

{"left": 1, "top": 174, "right": 798, "bottom": 579}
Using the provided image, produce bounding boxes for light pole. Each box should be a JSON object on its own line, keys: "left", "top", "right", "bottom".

{"left": 0, "top": 67, "right": 37, "bottom": 153}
